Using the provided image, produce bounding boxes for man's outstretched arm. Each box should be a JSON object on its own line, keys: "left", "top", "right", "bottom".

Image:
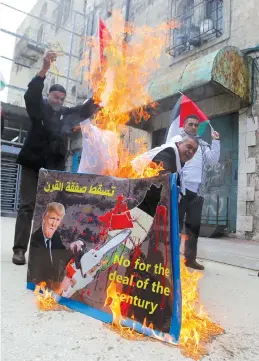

{"left": 203, "top": 131, "right": 220, "bottom": 165}
{"left": 24, "top": 51, "right": 57, "bottom": 120}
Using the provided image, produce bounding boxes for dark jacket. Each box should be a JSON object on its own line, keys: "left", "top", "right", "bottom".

{"left": 138, "top": 147, "right": 183, "bottom": 217}
{"left": 17, "top": 75, "right": 99, "bottom": 171}
{"left": 28, "top": 227, "right": 73, "bottom": 286}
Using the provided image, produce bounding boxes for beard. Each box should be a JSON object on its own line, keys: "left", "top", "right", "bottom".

{"left": 49, "top": 102, "right": 62, "bottom": 112}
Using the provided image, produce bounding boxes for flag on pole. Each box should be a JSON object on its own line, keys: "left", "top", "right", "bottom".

{"left": 166, "top": 94, "right": 209, "bottom": 142}
{"left": 98, "top": 17, "right": 112, "bottom": 66}
{"left": 0, "top": 71, "right": 6, "bottom": 91}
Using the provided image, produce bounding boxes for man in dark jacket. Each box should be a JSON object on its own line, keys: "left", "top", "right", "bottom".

{"left": 13, "top": 51, "right": 100, "bottom": 265}
{"left": 138, "top": 135, "right": 199, "bottom": 217}
{"left": 123, "top": 135, "right": 198, "bottom": 329}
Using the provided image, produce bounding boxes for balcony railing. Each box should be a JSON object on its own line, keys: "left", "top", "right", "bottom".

{"left": 14, "top": 26, "right": 46, "bottom": 66}
{"left": 168, "top": 0, "right": 223, "bottom": 57}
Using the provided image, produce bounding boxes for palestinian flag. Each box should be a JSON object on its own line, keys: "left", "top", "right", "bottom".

{"left": 98, "top": 17, "right": 113, "bottom": 66}
{"left": 0, "top": 71, "right": 6, "bottom": 91}
{"left": 166, "top": 94, "right": 209, "bottom": 142}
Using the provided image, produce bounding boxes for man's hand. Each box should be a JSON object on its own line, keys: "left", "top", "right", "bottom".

{"left": 73, "top": 125, "right": 81, "bottom": 133}
{"left": 70, "top": 240, "right": 84, "bottom": 253}
{"left": 38, "top": 51, "right": 57, "bottom": 78}
{"left": 211, "top": 130, "right": 220, "bottom": 140}
{"left": 43, "top": 51, "right": 57, "bottom": 71}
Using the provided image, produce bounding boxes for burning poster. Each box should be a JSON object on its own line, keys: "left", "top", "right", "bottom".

{"left": 27, "top": 169, "right": 181, "bottom": 342}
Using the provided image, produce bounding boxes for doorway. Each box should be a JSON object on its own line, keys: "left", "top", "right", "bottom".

{"left": 151, "top": 112, "right": 239, "bottom": 233}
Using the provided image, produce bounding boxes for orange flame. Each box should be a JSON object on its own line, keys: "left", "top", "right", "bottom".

{"left": 104, "top": 140, "right": 164, "bottom": 178}
{"left": 34, "top": 11, "right": 223, "bottom": 360}
{"left": 104, "top": 281, "right": 148, "bottom": 341}
{"left": 34, "top": 282, "right": 68, "bottom": 312}
{"left": 78, "top": 12, "right": 177, "bottom": 178}
{"left": 104, "top": 259, "right": 224, "bottom": 360}
{"left": 80, "top": 15, "right": 224, "bottom": 357}
{"left": 179, "top": 260, "right": 224, "bottom": 359}
{"left": 81, "top": 13, "right": 173, "bottom": 131}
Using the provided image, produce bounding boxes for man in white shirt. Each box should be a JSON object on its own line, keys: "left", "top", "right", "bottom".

{"left": 178, "top": 115, "right": 220, "bottom": 270}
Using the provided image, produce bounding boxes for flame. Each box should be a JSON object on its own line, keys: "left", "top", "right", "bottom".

{"left": 104, "top": 281, "right": 146, "bottom": 341}
{"left": 179, "top": 259, "right": 224, "bottom": 359}
{"left": 104, "top": 259, "right": 224, "bottom": 359}
{"left": 105, "top": 140, "right": 164, "bottom": 178}
{"left": 80, "top": 14, "right": 224, "bottom": 358}
{"left": 82, "top": 13, "right": 172, "bottom": 131}
{"left": 79, "top": 12, "right": 177, "bottom": 178}
{"left": 34, "top": 12, "right": 223, "bottom": 359}
{"left": 34, "top": 282, "right": 68, "bottom": 312}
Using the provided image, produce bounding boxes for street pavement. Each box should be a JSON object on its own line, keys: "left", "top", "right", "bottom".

{"left": 198, "top": 237, "right": 259, "bottom": 271}
{"left": 1, "top": 217, "right": 259, "bottom": 361}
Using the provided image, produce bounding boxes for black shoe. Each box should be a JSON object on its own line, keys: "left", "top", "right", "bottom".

{"left": 185, "top": 260, "right": 205, "bottom": 270}
{"left": 12, "top": 250, "right": 26, "bottom": 265}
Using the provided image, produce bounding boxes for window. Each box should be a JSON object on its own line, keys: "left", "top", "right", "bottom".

{"left": 169, "top": 0, "right": 223, "bottom": 57}
{"left": 52, "top": 8, "right": 58, "bottom": 24}
{"left": 40, "top": 3, "right": 47, "bottom": 17}
{"left": 79, "top": 37, "right": 85, "bottom": 58}
{"left": 71, "top": 85, "right": 77, "bottom": 96}
{"left": 37, "top": 25, "right": 44, "bottom": 43}
{"left": 52, "top": 6, "right": 62, "bottom": 32}
{"left": 206, "top": 0, "right": 223, "bottom": 35}
{"left": 152, "top": 129, "right": 167, "bottom": 148}
{"left": 62, "top": 0, "right": 72, "bottom": 25}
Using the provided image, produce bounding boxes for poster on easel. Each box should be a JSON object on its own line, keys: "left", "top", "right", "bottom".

{"left": 27, "top": 169, "right": 181, "bottom": 343}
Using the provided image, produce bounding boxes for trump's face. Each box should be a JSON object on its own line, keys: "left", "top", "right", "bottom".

{"left": 42, "top": 212, "right": 63, "bottom": 238}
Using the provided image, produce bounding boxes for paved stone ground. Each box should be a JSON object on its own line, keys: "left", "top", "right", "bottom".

{"left": 198, "top": 237, "right": 259, "bottom": 271}
{"left": 1, "top": 217, "right": 259, "bottom": 361}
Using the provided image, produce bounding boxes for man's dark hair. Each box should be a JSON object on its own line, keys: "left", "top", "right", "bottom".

{"left": 184, "top": 114, "right": 200, "bottom": 124}
{"left": 49, "top": 84, "right": 66, "bottom": 95}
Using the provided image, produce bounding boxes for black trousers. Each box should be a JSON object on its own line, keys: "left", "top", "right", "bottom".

{"left": 178, "top": 189, "right": 204, "bottom": 262}
{"left": 13, "top": 167, "right": 38, "bottom": 253}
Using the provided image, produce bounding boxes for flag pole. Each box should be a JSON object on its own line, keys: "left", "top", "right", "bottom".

{"left": 208, "top": 121, "right": 215, "bottom": 133}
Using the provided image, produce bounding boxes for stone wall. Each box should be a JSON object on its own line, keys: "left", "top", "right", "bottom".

{"left": 237, "top": 73, "right": 259, "bottom": 240}
{"left": 6, "top": 0, "right": 259, "bottom": 239}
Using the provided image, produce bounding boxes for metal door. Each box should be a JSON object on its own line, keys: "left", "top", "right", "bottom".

{"left": 1, "top": 152, "right": 21, "bottom": 215}
{"left": 202, "top": 113, "right": 238, "bottom": 232}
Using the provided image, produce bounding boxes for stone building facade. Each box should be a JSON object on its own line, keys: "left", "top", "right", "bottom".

{"left": 6, "top": 0, "right": 259, "bottom": 239}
